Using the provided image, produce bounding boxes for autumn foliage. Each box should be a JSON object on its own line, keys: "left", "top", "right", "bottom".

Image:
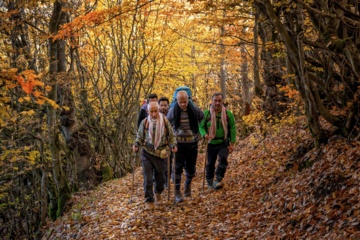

{"left": 41, "top": 116, "right": 360, "bottom": 239}
{"left": 2, "top": 0, "right": 360, "bottom": 239}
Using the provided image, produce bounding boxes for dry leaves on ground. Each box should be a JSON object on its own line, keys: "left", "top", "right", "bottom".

{"left": 42, "top": 119, "right": 360, "bottom": 239}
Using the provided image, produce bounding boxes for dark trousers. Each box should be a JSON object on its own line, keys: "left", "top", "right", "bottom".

{"left": 141, "top": 150, "right": 165, "bottom": 201}
{"left": 206, "top": 142, "right": 229, "bottom": 181}
{"left": 174, "top": 142, "right": 198, "bottom": 190}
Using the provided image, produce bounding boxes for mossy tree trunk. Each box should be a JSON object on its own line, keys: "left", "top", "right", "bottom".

{"left": 47, "top": 0, "right": 71, "bottom": 219}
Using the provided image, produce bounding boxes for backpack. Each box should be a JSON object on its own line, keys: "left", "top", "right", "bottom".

{"left": 169, "top": 86, "right": 193, "bottom": 108}
{"left": 204, "top": 109, "right": 231, "bottom": 140}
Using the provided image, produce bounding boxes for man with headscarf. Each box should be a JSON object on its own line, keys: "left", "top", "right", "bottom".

{"left": 199, "top": 92, "right": 236, "bottom": 189}
{"left": 133, "top": 102, "right": 178, "bottom": 203}
{"left": 167, "top": 90, "right": 204, "bottom": 202}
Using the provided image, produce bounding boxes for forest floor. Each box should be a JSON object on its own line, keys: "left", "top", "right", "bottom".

{"left": 41, "top": 117, "right": 360, "bottom": 239}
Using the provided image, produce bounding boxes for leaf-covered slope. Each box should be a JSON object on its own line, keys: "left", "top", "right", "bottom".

{"left": 41, "top": 119, "right": 360, "bottom": 239}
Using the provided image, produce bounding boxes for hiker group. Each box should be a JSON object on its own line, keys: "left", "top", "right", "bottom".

{"left": 133, "top": 87, "right": 236, "bottom": 204}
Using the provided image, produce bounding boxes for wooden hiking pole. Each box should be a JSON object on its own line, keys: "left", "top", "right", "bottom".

{"left": 167, "top": 151, "right": 171, "bottom": 201}
{"left": 173, "top": 152, "right": 176, "bottom": 204}
{"left": 202, "top": 140, "right": 208, "bottom": 191}
{"left": 128, "top": 152, "right": 137, "bottom": 204}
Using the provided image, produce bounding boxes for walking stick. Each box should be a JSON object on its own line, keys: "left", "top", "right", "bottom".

{"left": 173, "top": 152, "right": 177, "bottom": 204}
{"left": 202, "top": 140, "right": 208, "bottom": 192}
{"left": 167, "top": 151, "right": 171, "bottom": 201}
{"left": 128, "top": 152, "right": 137, "bottom": 204}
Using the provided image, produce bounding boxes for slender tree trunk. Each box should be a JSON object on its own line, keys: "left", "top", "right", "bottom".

{"left": 8, "top": 1, "right": 34, "bottom": 71}
{"left": 253, "top": 4, "right": 263, "bottom": 97}
{"left": 219, "top": 32, "right": 227, "bottom": 99}
{"left": 191, "top": 46, "right": 197, "bottom": 98}
{"left": 240, "top": 43, "right": 251, "bottom": 116}
{"left": 47, "top": 0, "right": 71, "bottom": 220}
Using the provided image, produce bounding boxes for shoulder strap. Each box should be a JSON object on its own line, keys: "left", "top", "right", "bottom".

{"left": 143, "top": 118, "right": 148, "bottom": 141}
{"left": 163, "top": 115, "right": 169, "bottom": 139}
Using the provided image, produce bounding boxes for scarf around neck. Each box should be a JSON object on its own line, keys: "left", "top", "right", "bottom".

{"left": 147, "top": 114, "right": 165, "bottom": 150}
{"left": 173, "top": 103, "right": 199, "bottom": 135}
{"left": 208, "top": 105, "right": 228, "bottom": 140}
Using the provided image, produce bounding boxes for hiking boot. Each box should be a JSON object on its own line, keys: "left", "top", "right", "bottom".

{"left": 207, "top": 179, "right": 214, "bottom": 189}
{"left": 144, "top": 197, "right": 155, "bottom": 203}
{"left": 175, "top": 190, "right": 183, "bottom": 203}
{"left": 213, "top": 179, "right": 224, "bottom": 190}
{"left": 155, "top": 193, "right": 162, "bottom": 202}
{"left": 184, "top": 183, "right": 191, "bottom": 197}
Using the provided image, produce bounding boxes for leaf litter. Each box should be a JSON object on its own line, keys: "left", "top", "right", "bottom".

{"left": 42, "top": 118, "right": 360, "bottom": 239}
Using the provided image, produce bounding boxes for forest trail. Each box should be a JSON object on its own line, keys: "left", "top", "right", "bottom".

{"left": 41, "top": 119, "right": 360, "bottom": 239}
{"left": 42, "top": 147, "right": 250, "bottom": 239}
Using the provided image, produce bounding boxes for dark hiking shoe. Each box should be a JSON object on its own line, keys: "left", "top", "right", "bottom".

{"left": 213, "top": 180, "right": 224, "bottom": 190}
{"left": 207, "top": 179, "right": 214, "bottom": 189}
{"left": 144, "top": 197, "right": 155, "bottom": 203}
{"left": 155, "top": 193, "right": 162, "bottom": 202}
{"left": 175, "top": 190, "right": 183, "bottom": 203}
{"left": 184, "top": 183, "right": 191, "bottom": 197}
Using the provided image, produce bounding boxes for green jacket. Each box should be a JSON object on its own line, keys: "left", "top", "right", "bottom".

{"left": 199, "top": 109, "right": 236, "bottom": 144}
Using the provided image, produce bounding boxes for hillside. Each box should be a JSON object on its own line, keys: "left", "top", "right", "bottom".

{"left": 41, "top": 117, "right": 360, "bottom": 239}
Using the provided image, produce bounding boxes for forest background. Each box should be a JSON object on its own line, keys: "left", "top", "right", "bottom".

{"left": 1, "top": 0, "right": 360, "bottom": 239}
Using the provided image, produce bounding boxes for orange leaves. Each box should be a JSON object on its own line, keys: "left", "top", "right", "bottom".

{"left": 42, "top": 119, "right": 360, "bottom": 239}
{"left": 1, "top": 68, "right": 58, "bottom": 109}
{"left": 15, "top": 70, "right": 46, "bottom": 95}
{"left": 53, "top": 1, "right": 145, "bottom": 40}
{"left": 17, "top": 75, "right": 33, "bottom": 94}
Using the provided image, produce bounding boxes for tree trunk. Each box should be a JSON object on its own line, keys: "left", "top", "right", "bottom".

{"left": 219, "top": 39, "right": 227, "bottom": 99}
{"left": 253, "top": 4, "right": 263, "bottom": 97}
{"left": 191, "top": 46, "right": 197, "bottom": 99}
{"left": 258, "top": 6, "right": 286, "bottom": 118}
{"left": 47, "top": 0, "right": 71, "bottom": 219}
{"left": 240, "top": 43, "right": 251, "bottom": 116}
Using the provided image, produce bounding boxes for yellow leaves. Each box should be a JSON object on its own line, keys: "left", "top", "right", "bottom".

{"left": 45, "top": 86, "right": 53, "bottom": 92}
{"left": 35, "top": 98, "right": 46, "bottom": 105}
{"left": 37, "top": 96, "right": 60, "bottom": 109}
{"left": 20, "top": 110, "right": 36, "bottom": 116}
{"left": 26, "top": 151, "right": 39, "bottom": 164}
{"left": 0, "top": 108, "right": 10, "bottom": 119}
{"left": 32, "top": 90, "right": 42, "bottom": 98}
{"left": 62, "top": 106, "right": 70, "bottom": 111}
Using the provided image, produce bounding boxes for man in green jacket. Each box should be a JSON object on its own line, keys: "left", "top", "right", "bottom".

{"left": 199, "top": 92, "right": 236, "bottom": 189}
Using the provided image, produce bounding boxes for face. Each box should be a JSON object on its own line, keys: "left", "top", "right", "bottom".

{"left": 177, "top": 95, "right": 188, "bottom": 110}
{"left": 159, "top": 100, "right": 169, "bottom": 114}
{"left": 212, "top": 95, "right": 223, "bottom": 112}
{"left": 148, "top": 97, "right": 158, "bottom": 103}
{"left": 147, "top": 102, "right": 159, "bottom": 119}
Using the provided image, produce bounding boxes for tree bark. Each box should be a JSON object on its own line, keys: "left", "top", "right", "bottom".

{"left": 240, "top": 42, "right": 251, "bottom": 116}
{"left": 253, "top": 4, "right": 263, "bottom": 97}
{"left": 47, "top": 0, "right": 71, "bottom": 219}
